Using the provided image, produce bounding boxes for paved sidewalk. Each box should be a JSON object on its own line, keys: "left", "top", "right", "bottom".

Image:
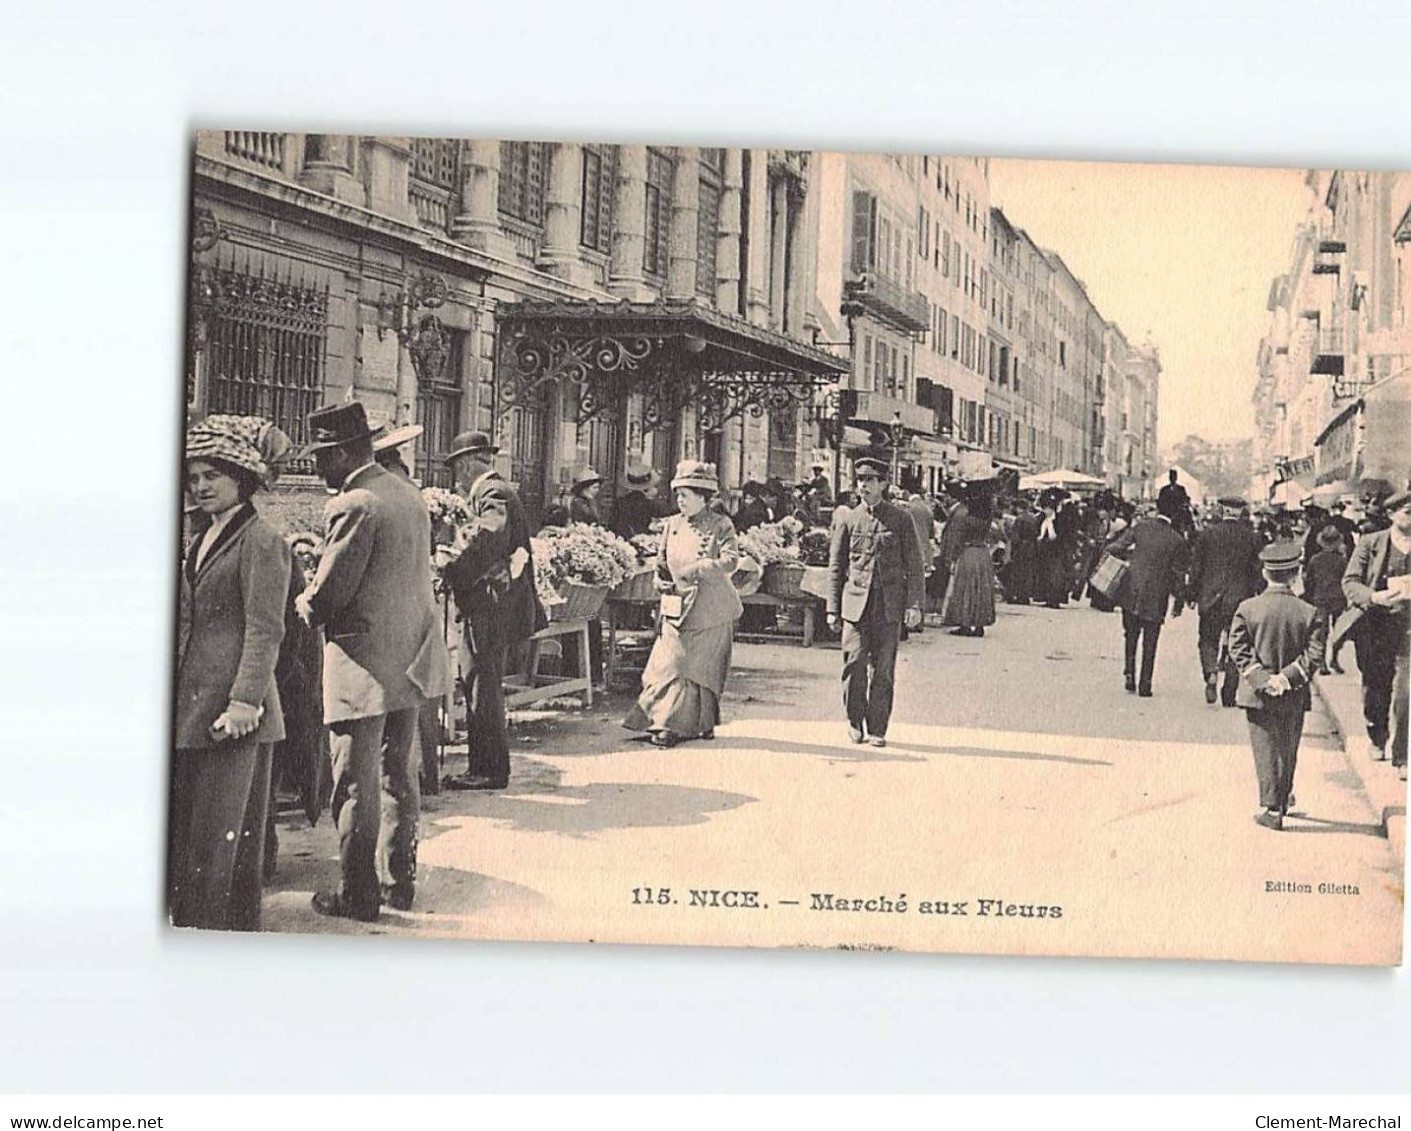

{"left": 1313, "top": 667, "right": 1407, "bottom": 864}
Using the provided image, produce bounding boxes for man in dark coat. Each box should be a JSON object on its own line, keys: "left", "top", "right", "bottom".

{"left": 611, "top": 464, "right": 661, "bottom": 540}
{"left": 440, "top": 430, "right": 547, "bottom": 791}
{"left": 1005, "top": 502, "right": 1039, "bottom": 604}
{"left": 1228, "top": 541, "right": 1325, "bottom": 829}
{"left": 826, "top": 458, "right": 924, "bottom": 747}
{"left": 1186, "top": 496, "right": 1265, "bottom": 706}
{"left": 298, "top": 402, "right": 453, "bottom": 920}
{"left": 1109, "top": 496, "right": 1191, "bottom": 696}
{"left": 1342, "top": 488, "right": 1411, "bottom": 777}
{"left": 1157, "top": 469, "right": 1195, "bottom": 538}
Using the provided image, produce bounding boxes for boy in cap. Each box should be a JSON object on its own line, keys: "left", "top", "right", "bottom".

{"left": 1304, "top": 522, "right": 1349, "bottom": 674}
{"left": 1227, "top": 541, "right": 1326, "bottom": 830}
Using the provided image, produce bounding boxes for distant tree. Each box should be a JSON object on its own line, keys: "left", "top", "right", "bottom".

{"left": 1163, "top": 435, "right": 1252, "bottom": 498}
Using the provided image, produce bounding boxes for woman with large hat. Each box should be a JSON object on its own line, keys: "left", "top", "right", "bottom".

{"left": 623, "top": 461, "right": 744, "bottom": 747}
{"left": 171, "top": 419, "right": 292, "bottom": 930}
{"left": 942, "top": 479, "right": 999, "bottom": 637}
{"left": 568, "top": 466, "right": 605, "bottom": 526}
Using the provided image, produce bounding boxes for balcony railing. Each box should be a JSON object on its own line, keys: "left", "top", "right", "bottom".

{"left": 223, "top": 132, "right": 288, "bottom": 172}
{"left": 852, "top": 390, "right": 934, "bottom": 434}
{"left": 409, "top": 177, "right": 454, "bottom": 234}
{"left": 847, "top": 273, "right": 930, "bottom": 335}
{"left": 1311, "top": 328, "right": 1345, "bottom": 377}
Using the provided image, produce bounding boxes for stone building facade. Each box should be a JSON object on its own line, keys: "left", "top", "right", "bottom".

{"left": 187, "top": 132, "right": 841, "bottom": 519}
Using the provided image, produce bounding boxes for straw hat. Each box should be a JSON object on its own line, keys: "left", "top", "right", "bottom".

{"left": 670, "top": 460, "right": 719, "bottom": 494}
{"left": 185, "top": 421, "right": 267, "bottom": 481}
{"left": 371, "top": 422, "right": 424, "bottom": 452}
{"left": 624, "top": 463, "right": 659, "bottom": 490}
{"left": 572, "top": 466, "right": 604, "bottom": 492}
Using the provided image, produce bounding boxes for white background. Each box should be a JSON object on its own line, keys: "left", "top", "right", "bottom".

{"left": 1, "top": 0, "right": 1407, "bottom": 1094}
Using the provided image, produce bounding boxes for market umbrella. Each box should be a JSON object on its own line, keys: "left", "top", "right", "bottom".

{"left": 1018, "top": 468, "right": 1106, "bottom": 492}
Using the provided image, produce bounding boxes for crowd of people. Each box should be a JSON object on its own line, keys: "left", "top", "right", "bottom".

{"left": 172, "top": 400, "right": 1409, "bottom": 928}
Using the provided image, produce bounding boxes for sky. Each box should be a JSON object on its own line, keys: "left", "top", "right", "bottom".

{"left": 987, "top": 158, "right": 1312, "bottom": 451}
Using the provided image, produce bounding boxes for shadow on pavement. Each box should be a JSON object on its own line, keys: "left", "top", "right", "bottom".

{"left": 1284, "top": 814, "right": 1388, "bottom": 839}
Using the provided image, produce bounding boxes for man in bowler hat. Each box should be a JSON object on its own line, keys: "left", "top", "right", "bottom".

{"left": 296, "top": 401, "right": 452, "bottom": 919}
{"left": 1108, "top": 491, "right": 1190, "bottom": 696}
{"left": 1227, "top": 541, "right": 1326, "bottom": 829}
{"left": 826, "top": 457, "right": 924, "bottom": 747}
{"left": 439, "top": 430, "right": 546, "bottom": 790}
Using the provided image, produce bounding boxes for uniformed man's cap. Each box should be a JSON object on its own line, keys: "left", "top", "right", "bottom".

{"left": 1259, "top": 541, "right": 1303, "bottom": 569}
{"left": 853, "top": 457, "right": 888, "bottom": 479}
{"left": 1217, "top": 495, "right": 1247, "bottom": 509}
{"left": 1385, "top": 488, "right": 1411, "bottom": 512}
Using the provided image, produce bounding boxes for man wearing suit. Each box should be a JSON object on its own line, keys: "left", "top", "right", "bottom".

{"left": 440, "top": 430, "right": 547, "bottom": 791}
{"left": 1342, "top": 488, "right": 1411, "bottom": 779}
{"left": 826, "top": 457, "right": 924, "bottom": 747}
{"left": 1228, "top": 542, "right": 1326, "bottom": 829}
{"left": 1186, "top": 496, "right": 1265, "bottom": 706}
{"left": 1157, "top": 469, "right": 1195, "bottom": 538}
{"left": 1108, "top": 495, "right": 1191, "bottom": 697}
{"left": 297, "top": 402, "right": 453, "bottom": 920}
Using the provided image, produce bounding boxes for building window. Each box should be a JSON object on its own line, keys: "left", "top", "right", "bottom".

{"left": 205, "top": 265, "right": 328, "bottom": 463}
{"left": 411, "top": 138, "right": 459, "bottom": 189}
{"left": 499, "top": 141, "right": 547, "bottom": 225}
{"left": 415, "top": 332, "right": 464, "bottom": 489}
{"left": 918, "top": 206, "right": 930, "bottom": 261}
{"left": 851, "top": 190, "right": 878, "bottom": 275}
{"left": 643, "top": 147, "right": 675, "bottom": 278}
{"left": 696, "top": 154, "right": 722, "bottom": 298}
{"left": 580, "top": 144, "right": 616, "bottom": 253}
{"left": 900, "top": 352, "right": 910, "bottom": 401}
{"left": 936, "top": 306, "right": 947, "bottom": 356}
{"left": 861, "top": 332, "right": 874, "bottom": 391}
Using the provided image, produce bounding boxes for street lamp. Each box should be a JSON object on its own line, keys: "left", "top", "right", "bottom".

{"left": 888, "top": 411, "right": 906, "bottom": 489}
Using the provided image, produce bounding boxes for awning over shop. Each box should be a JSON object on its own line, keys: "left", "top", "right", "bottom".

{"left": 494, "top": 298, "right": 848, "bottom": 433}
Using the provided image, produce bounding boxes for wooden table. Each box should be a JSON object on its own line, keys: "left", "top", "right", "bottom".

{"left": 503, "top": 617, "right": 594, "bottom": 709}
{"left": 604, "top": 596, "right": 658, "bottom": 689}
{"left": 737, "top": 591, "right": 820, "bottom": 647}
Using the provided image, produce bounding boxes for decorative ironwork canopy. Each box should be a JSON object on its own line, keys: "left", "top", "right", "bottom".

{"left": 494, "top": 299, "right": 849, "bottom": 434}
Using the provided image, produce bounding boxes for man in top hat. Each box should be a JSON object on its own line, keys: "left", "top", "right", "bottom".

{"left": 826, "top": 456, "right": 924, "bottom": 747}
{"left": 1342, "top": 487, "right": 1411, "bottom": 778}
{"left": 1157, "top": 468, "right": 1195, "bottom": 538}
{"left": 1107, "top": 489, "right": 1191, "bottom": 697}
{"left": 612, "top": 464, "right": 661, "bottom": 540}
{"left": 1186, "top": 496, "right": 1265, "bottom": 706}
{"left": 439, "top": 429, "right": 546, "bottom": 790}
{"left": 1227, "top": 541, "right": 1326, "bottom": 829}
{"left": 295, "top": 401, "right": 453, "bottom": 920}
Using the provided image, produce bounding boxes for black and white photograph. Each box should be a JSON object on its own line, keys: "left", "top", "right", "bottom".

{"left": 173, "top": 133, "right": 1408, "bottom": 964}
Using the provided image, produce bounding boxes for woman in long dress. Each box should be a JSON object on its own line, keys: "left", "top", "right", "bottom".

{"left": 943, "top": 495, "right": 998, "bottom": 638}
{"left": 171, "top": 421, "right": 291, "bottom": 930}
{"left": 624, "top": 461, "right": 743, "bottom": 747}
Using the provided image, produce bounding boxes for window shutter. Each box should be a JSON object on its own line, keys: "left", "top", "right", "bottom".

{"left": 851, "top": 191, "right": 875, "bottom": 275}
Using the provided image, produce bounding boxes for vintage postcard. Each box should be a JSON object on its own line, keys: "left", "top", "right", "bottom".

{"left": 172, "top": 131, "right": 1409, "bottom": 964}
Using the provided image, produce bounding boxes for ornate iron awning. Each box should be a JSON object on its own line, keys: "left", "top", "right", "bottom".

{"left": 494, "top": 298, "right": 848, "bottom": 433}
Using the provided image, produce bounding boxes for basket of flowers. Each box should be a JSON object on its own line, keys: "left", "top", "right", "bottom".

{"left": 531, "top": 522, "right": 639, "bottom": 622}
{"left": 610, "top": 567, "right": 659, "bottom": 602}
{"left": 738, "top": 517, "right": 809, "bottom": 599}
{"left": 422, "top": 486, "right": 471, "bottom": 548}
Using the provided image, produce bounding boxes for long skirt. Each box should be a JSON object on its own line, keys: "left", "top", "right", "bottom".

{"left": 943, "top": 545, "right": 997, "bottom": 629}
{"left": 623, "top": 618, "right": 734, "bottom": 740}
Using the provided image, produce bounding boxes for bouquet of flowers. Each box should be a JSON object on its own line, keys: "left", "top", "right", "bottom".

{"left": 422, "top": 486, "right": 470, "bottom": 532}
{"left": 628, "top": 531, "right": 661, "bottom": 564}
{"left": 798, "top": 528, "right": 831, "bottom": 567}
{"left": 530, "top": 522, "right": 639, "bottom": 606}
{"left": 737, "top": 516, "right": 805, "bottom": 566}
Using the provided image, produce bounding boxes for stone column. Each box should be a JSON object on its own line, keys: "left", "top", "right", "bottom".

{"left": 784, "top": 186, "right": 807, "bottom": 337}
{"left": 538, "top": 143, "right": 595, "bottom": 288}
{"left": 364, "top": 137, "right": 413, "bottom": 223}
{"left": 608, "top": 145, "right": 652, "bottom": 301}
{"left": 744, "top": 150, "right": 770, "bottom": 326}
{"left": 716, "top": 149, "right": 744, "bottom": 315}
{"left": 667, "top": 146, "right": 701, "bottom": 300}
{"left": 298, "top": 135, "right": 362, "bottom": 205}
{"left": 453, "top": 140, "right": 516, "bottom": 257}
{"left": 769, "top": 176, "right": 789, "bottom": 331}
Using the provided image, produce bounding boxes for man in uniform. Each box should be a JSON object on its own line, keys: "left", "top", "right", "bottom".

{"left": 1342, "top": 487, "right": 1411, "bottom": 779}
{"left": 1227, "top": 541, "right": 1325, "bottom": 829}
{"left": 826, "top": 457, "right": 924, "bottom": 747}
{"left": 297, "top": 402, "right": 452, "bottom": 920}
{"left": 1186, "top": 496, "right": 1265, "bottom": 706}
{"left": 440, "top": 430, "right": 546, "bottom": 791}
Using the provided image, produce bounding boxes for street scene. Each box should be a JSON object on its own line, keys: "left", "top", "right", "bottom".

{"left": 256, "top": 600, "right": 1403, "bottom": 965}
{"left": 171, "top": 134, "right": 1409, "bottom": 963}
